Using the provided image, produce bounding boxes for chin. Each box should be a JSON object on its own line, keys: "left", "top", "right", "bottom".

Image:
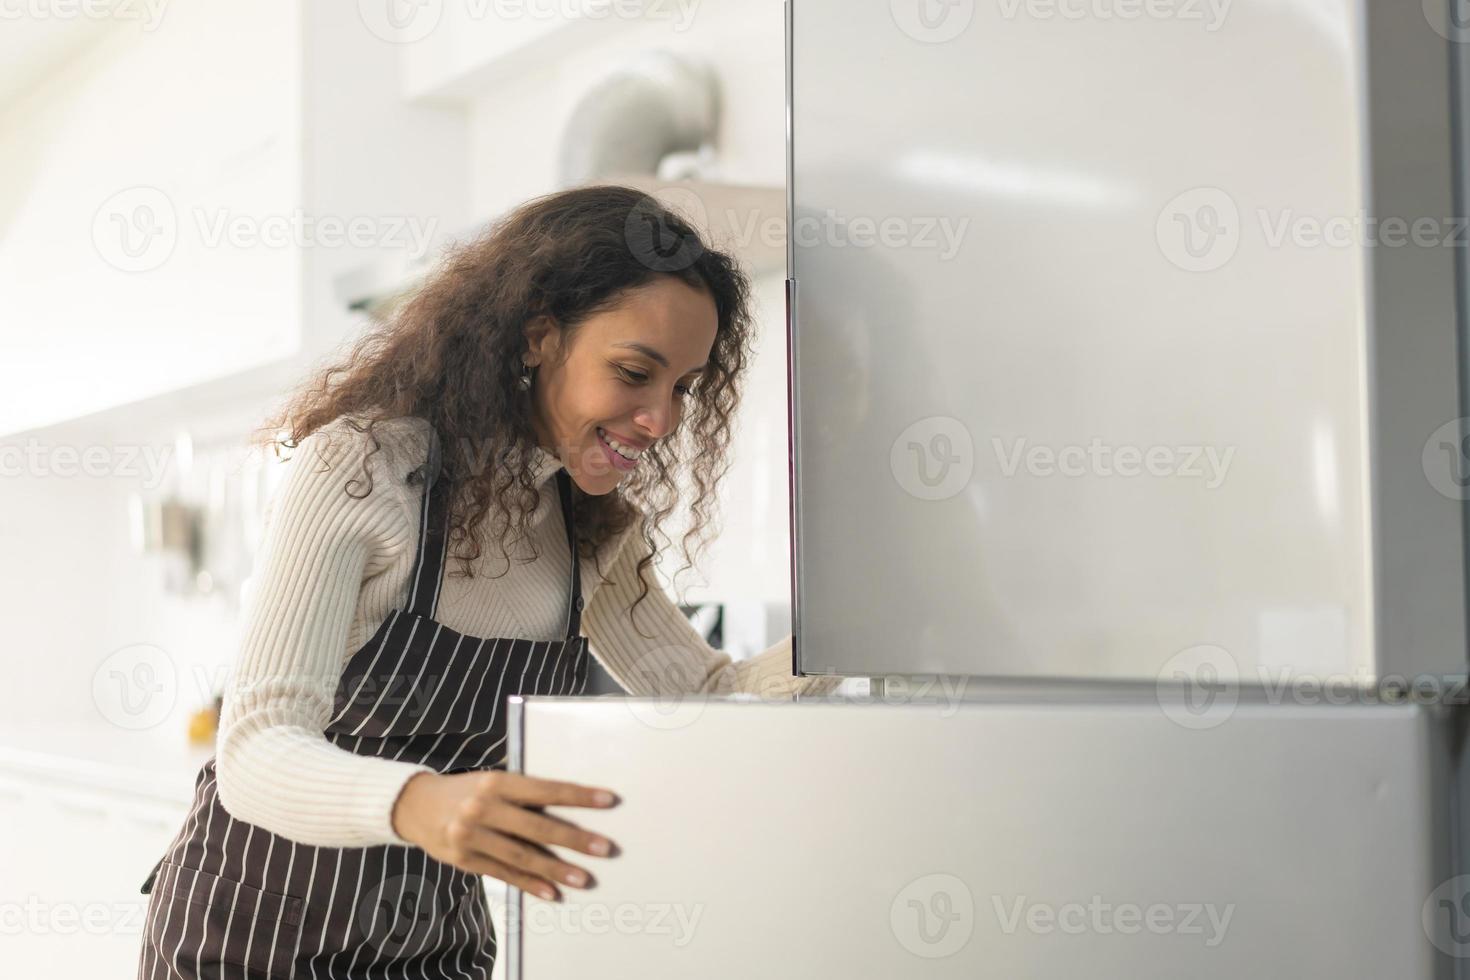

{"left": 569, "top": 469, "right": 623, "bottom": 497}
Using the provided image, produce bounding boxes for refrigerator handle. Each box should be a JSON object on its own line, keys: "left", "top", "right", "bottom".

{"left": 786, "top": 274, "right": 805, "bottom": 678}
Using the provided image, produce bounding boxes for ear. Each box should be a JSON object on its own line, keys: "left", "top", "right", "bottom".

{"left": 522, "top": 314, "right": 561, "bottom": 367}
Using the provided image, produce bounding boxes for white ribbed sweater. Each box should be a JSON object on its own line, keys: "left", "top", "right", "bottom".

{"left": 216, "top": 415, "right": 840, "bottom": 849}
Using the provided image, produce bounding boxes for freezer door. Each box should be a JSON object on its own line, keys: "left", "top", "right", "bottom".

{"left": 505, "top": 696, "right": 1457, "bottom": 979}
{"left": 787, "top": 0, "right": 1467, "bottom": 682}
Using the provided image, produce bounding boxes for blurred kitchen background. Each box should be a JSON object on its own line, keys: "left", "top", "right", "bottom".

{"left": 0, "top": 1, "right": 834, "bottom": 973}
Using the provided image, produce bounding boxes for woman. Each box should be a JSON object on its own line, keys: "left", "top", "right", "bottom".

{"left": 134, "top": 184, "right": 840, "bottom": 979}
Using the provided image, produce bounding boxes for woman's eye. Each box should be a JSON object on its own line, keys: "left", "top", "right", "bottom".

{"left": 618, "top": 365, "right": 694, "bottom": 397}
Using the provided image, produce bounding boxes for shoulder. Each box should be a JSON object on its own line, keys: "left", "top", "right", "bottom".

{"left": 266, "top": 414, "right": 433, "bottom": 552}
{"left": 295, "top": 414, "right": 434, "bottom": 481}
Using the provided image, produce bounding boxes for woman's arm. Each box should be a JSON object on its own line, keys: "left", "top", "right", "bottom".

{"left": 581, "top": 521, "right": 844, "bottom": 699}
{"left": 214, "top": 419, "right": 437, "bottom": 848}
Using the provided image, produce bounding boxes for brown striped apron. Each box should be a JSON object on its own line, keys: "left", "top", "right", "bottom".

{"left": 135, "top": 455, "right": 591, "bottom": 979}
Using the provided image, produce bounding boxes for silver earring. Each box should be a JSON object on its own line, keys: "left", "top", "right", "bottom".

{"left": 517, "top": 358, "right": 533, "bottom": 391}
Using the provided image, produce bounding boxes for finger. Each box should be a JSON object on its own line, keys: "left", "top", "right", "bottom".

{"left": 489, "top": 772, "right": 618, "bottom": 809}
{"left": 460, "top": 852, "right": 561, "bottom": 902}
{"left": 484, "top": 800, "right": 615, "bottom": 857}
{"left": 474, "top": 827, "right": 595, "bottom": 890}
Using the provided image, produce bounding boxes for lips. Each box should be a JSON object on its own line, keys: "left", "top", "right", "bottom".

{"left": 598, "top": 427, "right": 647, "bottom": 452}
{"left": 596, "top": 427, "right": 640, "bottom": 471}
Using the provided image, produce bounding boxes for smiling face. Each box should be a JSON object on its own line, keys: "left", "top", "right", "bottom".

{"left": 524, "top": 276, "right": 719, "bottom": 495}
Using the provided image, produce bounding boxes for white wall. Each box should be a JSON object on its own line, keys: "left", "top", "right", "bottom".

{"left": 0, "top": 0, "right": 303, "bottom": 436}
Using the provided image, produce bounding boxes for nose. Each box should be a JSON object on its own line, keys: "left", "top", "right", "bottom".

{"left": 632, "top": 389, "right": 679, "bottom": 441}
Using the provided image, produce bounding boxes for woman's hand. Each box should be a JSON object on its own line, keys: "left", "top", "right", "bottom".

{"left": 391, "top": 770, "right": 619, "bottom": 901}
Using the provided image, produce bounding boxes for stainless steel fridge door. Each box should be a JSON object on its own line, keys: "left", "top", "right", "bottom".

{"left": 786, "top": 0, "right": 1467, "bottom": 682}
{"left": 505, "top": 695, "right": 1456, "bottom": 979}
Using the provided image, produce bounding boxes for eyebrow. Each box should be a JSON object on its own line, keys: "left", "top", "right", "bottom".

{"left": 612, "top": 342, "right": 708, "bottom": 376}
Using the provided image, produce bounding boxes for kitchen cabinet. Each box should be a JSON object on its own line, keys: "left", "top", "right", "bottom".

{"left": 0, "top": 750, "right": 192, "bottom": 977}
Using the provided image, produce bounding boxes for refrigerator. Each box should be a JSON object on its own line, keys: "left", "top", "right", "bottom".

{"left": 507, "top": 0, "right": 1470, "bottom": 975}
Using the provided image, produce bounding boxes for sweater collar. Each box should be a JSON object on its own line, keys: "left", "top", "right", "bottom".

{"left": 529, "top": 445, "right": 565, "bottom": 488}
{"left": 469, "top": 444, "right": 565, "bottom": 532}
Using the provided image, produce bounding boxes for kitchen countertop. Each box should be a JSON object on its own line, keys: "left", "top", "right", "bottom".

{"left": 0, "top": 718, "right": 213, "bottom": 805}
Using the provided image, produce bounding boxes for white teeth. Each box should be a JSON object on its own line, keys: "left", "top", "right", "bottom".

{"left": 598, "top": 427, "right": 642, "bottom": 461}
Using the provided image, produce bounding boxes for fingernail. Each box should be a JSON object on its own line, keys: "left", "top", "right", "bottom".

{"left": 589, "top": 838, "right": 611, "bottom": 856}
{"left": 594, "top": 790, "right": 616, "bottom": 805}
{"left": 563, "top": 870, "right": 587, "bottom": 886}
{"left": 538, "top": 886, "right": 556, "bottom": 901}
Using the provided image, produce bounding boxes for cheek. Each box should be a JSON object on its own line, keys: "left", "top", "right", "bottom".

{"left": 588, "top": 383, "right": 642, "bottom": 425}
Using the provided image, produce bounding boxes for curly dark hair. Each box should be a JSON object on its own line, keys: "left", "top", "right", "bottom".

{"left": 251, "top": 184, "right": 756, "bottom": 629}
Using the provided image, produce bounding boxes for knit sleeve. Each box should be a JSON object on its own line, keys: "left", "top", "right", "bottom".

{"left": 581, "top": 520, "right": 844, "bottom": 699}
{"left": 214, "top": 419, "right": 437, "bottom": 848}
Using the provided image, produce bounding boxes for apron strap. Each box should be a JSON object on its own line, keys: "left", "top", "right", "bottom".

{"left": 406, "top": 451, "right": 583, "bottom": 636}
{"left": 555, "top": 468, "right": 585, "bottom": 639}
{"left": 405, "top": 457, "right": 453, "bottom": 621}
